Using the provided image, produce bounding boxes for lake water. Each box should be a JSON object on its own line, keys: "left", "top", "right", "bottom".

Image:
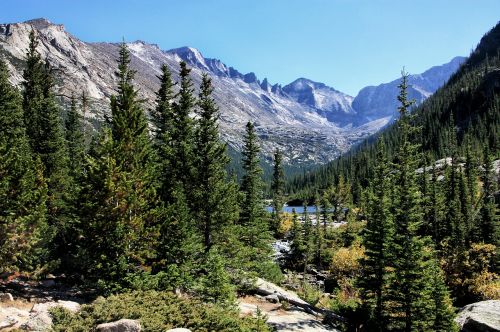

{"left": 266, "top": 206, "right": 319, "bottom": 214}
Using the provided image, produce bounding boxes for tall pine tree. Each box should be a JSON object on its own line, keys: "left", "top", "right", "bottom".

{"left": 193, "top": 73, "right": 239, "bottom": 251}
{"left": 359, "top": 139, "right": 393, "bottom": 331}
{"left": 0, "top": 59, "right": 48, "bottom": 272}
{"left": 271, "top": 148, "right": 285, "bottom": 234}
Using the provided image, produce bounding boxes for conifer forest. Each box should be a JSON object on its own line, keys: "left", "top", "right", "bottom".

{"left": 0, "top": 7, "right": 499, "bottom": 332}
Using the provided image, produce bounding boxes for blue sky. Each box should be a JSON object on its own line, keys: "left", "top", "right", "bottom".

{"left": 1, "top": 0, "right": 499, "bottom": 96}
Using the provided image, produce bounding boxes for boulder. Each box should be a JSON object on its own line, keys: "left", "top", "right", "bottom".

{"left": 21, "top": 300, "right": 81, "bottom": 331}
{"left": 40, "top": 279, "right": 56, "bottom": 288}
{"left": 265, "top": 294, "right": 280, "bottom": 303}
{"left": 0, "top": 292, "right": 14, "bottom": 302}
{"left": 96, "top": 319, "right": 141, "bottom": 332}
{"left": 456, "top": 300, "right": 500, "bottom": 332}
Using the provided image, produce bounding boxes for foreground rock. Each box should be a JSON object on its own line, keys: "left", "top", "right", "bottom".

{"left": 96, "top": 319, "right": 141, "bottom": 332}
{"left": 239, "top": 295, "right": 340, "bottom": 332}
{"left": 456, "top": 300, "right": 500, "bottom": 332}
{"left": 0, "top": 293, "right": 14, "bottom": 302}
{"left": 0, "top": 298, "right": 80, "bottom": 331}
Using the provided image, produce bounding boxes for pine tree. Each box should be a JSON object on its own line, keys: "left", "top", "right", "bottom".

{"left": 22, "top": 29, "right": 44, "bottom": 148}
{"left": 22, "top": 30, "right": 72, "bottom": 264}
{"left": 427, "top": 256, "right": 459, "bottom": 332}
{"left": 271, "top": 149, "right": 286, "bottom": 234}
{"left": 479, "top": 148, "right": 499, "bottom": 245}
{"left": 65, "top": 94, "right": 86, "bottom": 181}
{"left": 359, "top": 139, "right": 393, "bottom": 331}
{"left": 444, "top": 120, "right": 466, "bottom": 249}
{"left": 464, "top": 142, "right": 479, "bottom": 243}
{"left": 239, "top": 121, "right": 273, "bottom": 270}
{"left": 389, "top": 72, "right": 440, "bottom": 331}
{"left": 193, "top": 73, "right": 238, "bottom": 251}
{"left": 288, "top": 208, "right": 306, "bottom": 270}
{"left": 171, "top": 61, "right": 195, "bottom": 199}
{"left": 152, "top": 64, "right": 176, "bottom": 204}
{"left": 196, "top": 248, "right": 236, "bottom": 307}
{"left": 79, "top": 43, "right": 157, "bottom": 283}
{"left": 0, "top": 59, "right": 48, "bottom": 272}
{"left": 313, "top": 195, "right": 323, "bottom": 268}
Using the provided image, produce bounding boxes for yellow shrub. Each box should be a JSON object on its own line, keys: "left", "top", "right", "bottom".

{"left": 330, "top": 242, "right": 365, "bottom": 282}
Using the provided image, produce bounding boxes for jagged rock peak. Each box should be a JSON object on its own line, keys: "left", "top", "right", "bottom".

{"left": 166, "top": 46, "right": 206, "bottom": 66}
{"left": 130, "top": 40, "right": 160, "bottom": 50}
{"left": 24, "top": 18, "right": 55, "bottom": 30}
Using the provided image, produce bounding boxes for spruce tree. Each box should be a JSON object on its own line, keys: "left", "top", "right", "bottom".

{"left": 79, "top": 43, "right": 157, "bottom": 283}
{"left": 239, "top": 121, "right": 273, "bottom": 271}
{"left": 193, "top": 73, "right": 238, "bottom": 251}
{"left": 359, "top": 139, "right": 393, "bottom": 331}
{"left": 271, "top": 149, "right": 286, "bottom": 233}
{"left": 171, "top": 61, "right": 195, "bottom": 199}
{"left": 389, "top": 72, "right": 441, "bottom": 331}
{"left": 22, "top": 30, "right": 72, "bottom": 264}
{"left": 479, "top": 148, "right": 499, "bottom": 245}
{"left": 22, "top": 29, "right": 44, "bottom": 147}
{"left": 288, "top": 208, "right": 306, "bottom": 270}
{"left": 152, "top": 64, "right": 176, "bottom": 204}
{"left": 0, "top": 59, "right": 48, "bottom": 271}
{"left": 65, "top": 94, "right": 86, "bottom": 181}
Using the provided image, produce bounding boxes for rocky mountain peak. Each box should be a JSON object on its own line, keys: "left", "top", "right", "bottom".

{"left": 24, "top": 18, "right": 53, "bottom": 29}
{"left": 166, "top": 46, "right": 207, "bottom": 69}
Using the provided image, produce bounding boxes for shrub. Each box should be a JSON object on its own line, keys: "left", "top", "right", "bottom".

{"left": 51, "top": 290, "right": 271, "bottom": 331}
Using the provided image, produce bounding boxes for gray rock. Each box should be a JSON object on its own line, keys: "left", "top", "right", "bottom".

{"left": 456, "top": 300, "right": 500, "bottom": 332}
{"left": 0, "top": 292, "right": 14, "bottom": 302}
{"left": 96, "top": 319, "right": 141, "bottom": 332}
{"left": 265, "top": 294, "right": 280, "bottom": 303}
{"left": 21, "top": 300, "right": 81, "bottom": 331}
{"left": 40, "top": 279, "right": 56, "bottom": 288}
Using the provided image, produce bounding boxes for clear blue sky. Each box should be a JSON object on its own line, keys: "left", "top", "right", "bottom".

{"left": 1, "top": 0, "right": 499, "bottom": 96}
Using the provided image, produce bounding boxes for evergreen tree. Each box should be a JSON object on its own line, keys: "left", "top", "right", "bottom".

{"left": 0, "top": 59, "right": 48, "bottom": 271}
{"left": 464, "top": 142, "right": 479, "bottom": 243}
{"left": 359, "top": 140, "right": 393, "bottom": 331}
{"left": 239, "top": 122, "right": 273, "bottom": 270}
{"left": 171, "top": 61, "right": 195, "bottom": 199}
{"left": 427, "top": 257, "right": 459, "bottom": 332}
{"left": 271, "top": 149, "right": 286, "bottom": 233}
{"left": 196, "top": 248, "right": 236, "bottom": 307}
{"left": 22, "top": 30, "right": 72, "bottom": 264}
{"left": 152, "top": 64, "right": 176, "bottom": 204}
{"left": 65, "top": 94, "right": 86, "bottom": 181}
{"left": 389, "top": 72, "right": 439, "bottom": 331}
{"left": 79, "top": 43, "right": 157, "bottom": 283}
{"left": 22, "top": 29, "right": 44, "bottom": 147}
{"left": 193, "top": 73, "right": 238, "bottom": 251}
{"left": 313, "top": 195, "right": 323, "bottom": 268}
{"left": 479, "top": 148, "right": 499, "bottom": 245}
{"left": 288, "top": 208, "right": 306, "bottom": 270}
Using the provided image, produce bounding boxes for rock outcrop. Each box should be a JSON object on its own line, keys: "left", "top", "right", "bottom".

{"left": 96, "top": 319, "right": 142, "bottom": 332}
{"left": 456, "top": 300, "right": 500, "bottom": 332}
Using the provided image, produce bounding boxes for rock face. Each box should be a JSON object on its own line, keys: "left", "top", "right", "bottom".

{"left": 456, "top": 300, "right": 500, "bottom": 332}
{"left": 0, "top": 18, "right": 462, "bottom": 166}
{"left": 352, "top": 56, "right": 465, "bottom": 124}
{"left": 96, "top": 319, "right": 141, "bottom": 332}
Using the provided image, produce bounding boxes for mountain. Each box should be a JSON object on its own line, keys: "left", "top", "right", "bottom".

{"left": 352, "top": 56, "right": 466, "bottom": 124}
{"left": 0, "top": 18, "right": 464, "bottom": 167}
{"left": 283, "top": 78, "right": 356, "bottom": 126}
{"left": 288, "top": 22, "right": 500, "bottom": 196}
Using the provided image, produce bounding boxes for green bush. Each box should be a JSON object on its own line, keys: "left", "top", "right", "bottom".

{"left": 51, "top": 290, "right": 270, "bottom": 331}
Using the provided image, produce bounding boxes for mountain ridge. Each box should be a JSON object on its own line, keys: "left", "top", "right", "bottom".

{"left": 0, "top": 17, "right": 464, "bottom": 167}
